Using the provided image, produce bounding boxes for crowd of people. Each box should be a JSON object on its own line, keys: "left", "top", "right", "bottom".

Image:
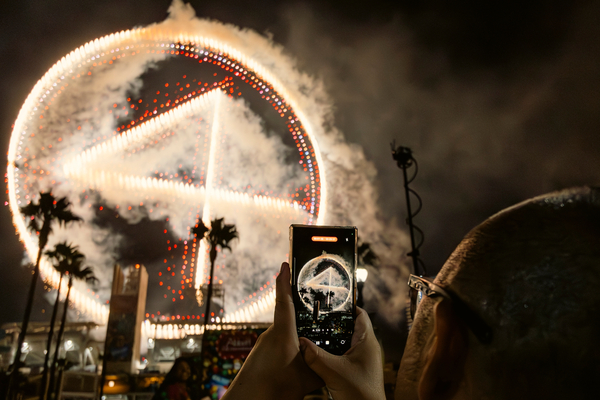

{"left": 219, "top": 186, "right": 600, "bottom": 399}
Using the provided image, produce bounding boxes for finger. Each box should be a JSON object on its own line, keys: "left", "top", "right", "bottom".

{"left": 347, "top": 307, "right": 381, "bottom": 366}
{"left": 274, "top": 262, "right": 296, "bottom": 333}
{"left": 350, "top": 307, "right": 371, "bottom": 348}
{"left": 299, "top": 337, "right": 346, "bottom": 383}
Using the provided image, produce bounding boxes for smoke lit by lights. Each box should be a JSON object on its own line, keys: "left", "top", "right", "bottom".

{"left": 7, "top": 12, "right": 328, "bottom": 323}
{"left": 7, "top": 1, "right": 395, "bottom": 326}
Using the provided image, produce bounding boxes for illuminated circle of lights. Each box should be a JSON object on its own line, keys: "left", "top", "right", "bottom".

{"left": 7, "top": 27, "right": 328, "bottom": 323}
{"left": 297, "top": 254, "right": 351, "bottom": 313}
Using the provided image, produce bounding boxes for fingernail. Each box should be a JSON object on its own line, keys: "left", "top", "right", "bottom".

{"left": 279, "top": 262, "right": 288, "bottom": 276}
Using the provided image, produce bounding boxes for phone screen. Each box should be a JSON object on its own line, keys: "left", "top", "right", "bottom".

{"left": 289, "top": 224, "right": 356, "bottom": 355}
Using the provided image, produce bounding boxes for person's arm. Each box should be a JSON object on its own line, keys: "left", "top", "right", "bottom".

{"left": 300, "top": 307, "right": 385, "bottom": 400}
{"left": 222, "top": 262, "right": 323, "bottom": 400}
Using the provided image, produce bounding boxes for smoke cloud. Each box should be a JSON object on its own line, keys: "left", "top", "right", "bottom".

{"left": 12, "top": 0, "right": 410, "bottom": 324}
{"left": 276, "top": 0, "right": 600, "bottom": 273}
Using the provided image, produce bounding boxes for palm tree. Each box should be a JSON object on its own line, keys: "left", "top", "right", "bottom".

{"left": 39, "top": 242, "right": 76, "bottom": 399}
{"left": 47, "top": 245, "right": 96, "bottom": 400}
{"left": 191, "top": 217, "right": 238, "bottom": 327}
{"left": 10, "top": 192, "right": 81, "bottom": 391}
{"left": 358, "top": 240, "right": 379, "bottom": 268}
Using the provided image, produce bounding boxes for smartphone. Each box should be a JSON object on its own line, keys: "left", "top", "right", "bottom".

{"left": 289, "top": 224, "right": 357, "bottom": 355}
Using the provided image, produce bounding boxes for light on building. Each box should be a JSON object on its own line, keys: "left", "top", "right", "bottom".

{"left": 64, "top": 340, "right": 75, "bottom": 351}
{"left": 186, "top": 338, "right": 196, "bottom": 350}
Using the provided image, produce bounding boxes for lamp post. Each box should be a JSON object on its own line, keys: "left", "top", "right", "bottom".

{"left": 356, "top": 267, "right": 369, "bottom": 308}
{"left": 391, "top": 143, "right": 426, "bottom": 276}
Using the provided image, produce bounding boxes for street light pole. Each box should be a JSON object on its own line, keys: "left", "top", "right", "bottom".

{"left": 391, "top": 143, "right": 426, "bottom": 277}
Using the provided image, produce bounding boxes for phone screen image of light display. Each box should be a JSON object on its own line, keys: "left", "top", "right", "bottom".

{"left": 290, "top": 225, "right": 356, "bottom": 355}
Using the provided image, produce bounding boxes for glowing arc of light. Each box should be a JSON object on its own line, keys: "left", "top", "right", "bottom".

{"left": 196, "top": 93, "right": 222, "bottom": 291}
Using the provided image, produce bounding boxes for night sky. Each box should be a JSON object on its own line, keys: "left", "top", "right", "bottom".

{"left": 1, "top": 0, "right": 599, "bottom": 360}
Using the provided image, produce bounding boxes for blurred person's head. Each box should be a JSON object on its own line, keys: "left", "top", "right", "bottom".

{"left": 160, "top": 357, "right": 193, "bottom": 387}
{"left": 153, "top": 357, "right": 194, "bottom": 400}
{"left": 396, "top": 187, "right": 600, "bottom": 400}
{"left": 174, "top": 359, "right": 191, "bottom": 382}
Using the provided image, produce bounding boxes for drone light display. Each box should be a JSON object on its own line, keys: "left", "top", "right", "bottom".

{"left": 7, "top": 20, "right": 328, "bottom": 324}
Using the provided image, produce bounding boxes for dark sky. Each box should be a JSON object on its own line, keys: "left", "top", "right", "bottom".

{"left": 1, "top": 0, "right": 599, "bottom": 357}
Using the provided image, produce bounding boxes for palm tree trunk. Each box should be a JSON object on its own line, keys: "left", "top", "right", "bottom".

{"left": 203, "top": 248, "right": 218, "bottom": 327}
{"left": 49, "top": 275, "right": 72, "bottom": 399}
{"left": 40, "top": 275, "right": 63, "bottom": 400}
{"left": 9, "top": 224, "right": 49, "bottom": 397}
{"left": 13, "top": 246, "right": 42, "bottom": 364}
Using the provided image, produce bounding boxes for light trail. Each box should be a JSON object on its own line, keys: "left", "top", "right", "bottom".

{"left": 196, "top": 93, "right": 221, "bottom": 291}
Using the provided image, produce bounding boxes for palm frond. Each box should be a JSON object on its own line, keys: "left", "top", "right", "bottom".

{"left": 22, "top": 202, "right": 42, "bottom": 234}
{"left": 44, "top": 241, "right": 96, "bottom": 284}
{"left": 21, "top": 192, "right": 82, "bottom": 237}
{"left": 206, "top": 217, "right": 239, "bottom": 252}
{"left": 191, "top": 220, "right": 210, "bottom": 239}
{"left": 77, "top": 266, "right": 97, "bottom": 281}
{"left": 20, "top": 202, "right": 40, "bottom": 217}
{"left": 39, "top": 192, "right": 56, "bottom": 214}
{"left": 358, "top": 241, "right": 379, "bottom": 267}
{"left": 53, "top": 197, "right": 82, "bottom": 226}
{"left": 26, "top": 217, "right": 41, "bottom": 233}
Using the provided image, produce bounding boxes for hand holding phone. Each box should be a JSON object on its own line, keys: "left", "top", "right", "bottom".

{"left": 299, "top": 307, "right": 385, "bottom": 400}
{"left": 223, "top": 263, "right": 324, "bottom": 400}
{"left": 289, "top": 224, "right": 357, "bottom": 355}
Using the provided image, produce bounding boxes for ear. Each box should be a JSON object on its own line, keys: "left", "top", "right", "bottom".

{"left": 418, "top": 299, "right": 468, "bottom": 400}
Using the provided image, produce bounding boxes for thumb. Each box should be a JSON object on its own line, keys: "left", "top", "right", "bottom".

{"left": 274, "top": 262, "right": 295, "bottom": 334}
{"left": 299, "top": 337, "right": 347, "bottom": 384}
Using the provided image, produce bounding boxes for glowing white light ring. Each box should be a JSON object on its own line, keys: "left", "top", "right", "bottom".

{"left": 7, "top": 25, "right": 327, "bottom": 323}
